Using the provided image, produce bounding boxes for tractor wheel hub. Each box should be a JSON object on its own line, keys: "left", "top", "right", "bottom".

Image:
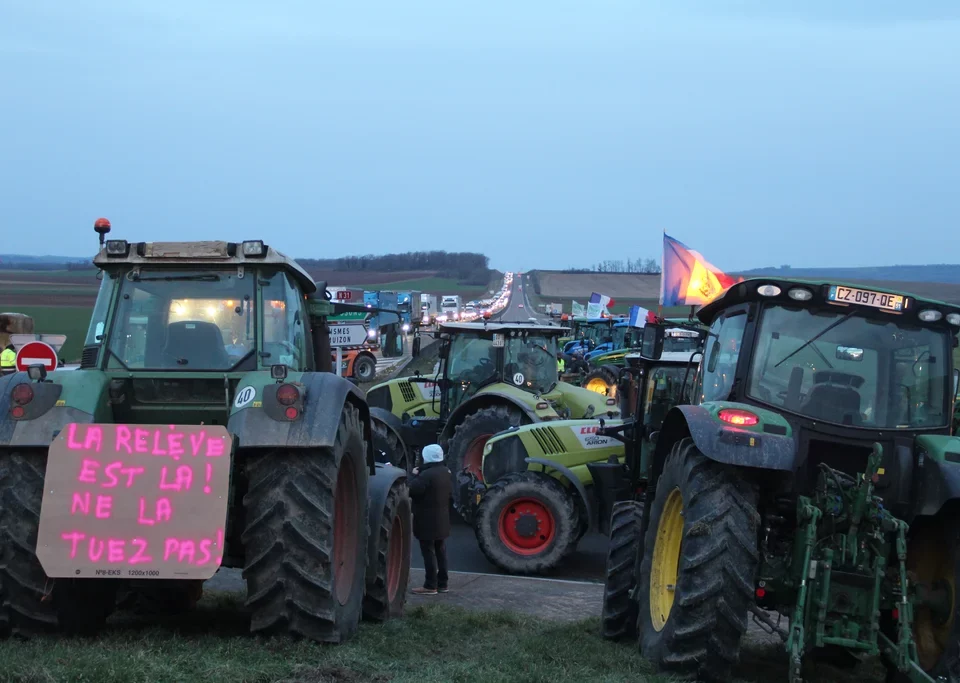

{"left": 514, "top": 513, "right": 540, "bottom": 537}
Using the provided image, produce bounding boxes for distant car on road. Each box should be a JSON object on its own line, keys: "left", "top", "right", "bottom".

{"left": 518, "top": 304, "right": 524, "bottom": 308}
{"left": 528, "top": 317, "right": 538, "bottom": 324}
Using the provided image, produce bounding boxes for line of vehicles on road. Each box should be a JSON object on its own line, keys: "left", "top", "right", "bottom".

{"left": 3, "top": 224, "right": 960, "bottom": 683}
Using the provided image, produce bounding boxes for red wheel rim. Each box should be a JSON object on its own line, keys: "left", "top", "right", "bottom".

{"left": 497, "top": 497, "right": 556, "bottom": 555}
{"left": 334, "top": 455, "right": 358, "bottom": 606}
{"left": 464, "top": 435, "right": 490, "bottom": 482}
{"left": 386, "top": 513, "right": 404, "bottom": 603}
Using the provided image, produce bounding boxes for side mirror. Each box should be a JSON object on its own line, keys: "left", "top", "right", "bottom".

{"left": 640, "top": 324, "right": 665, "bottom": 360}
{"left": 95, "top": 322, "right": 105, "bottom": 342}
{"left": 836, "top": 346, "right": 864, "bottom": 362}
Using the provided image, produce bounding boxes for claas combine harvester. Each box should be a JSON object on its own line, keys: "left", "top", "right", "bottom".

{"left": 0, "top": 220, "right": 413, "bottom": 643}
{"left": 586, "top": 278, "right": 960, "bottom": 683}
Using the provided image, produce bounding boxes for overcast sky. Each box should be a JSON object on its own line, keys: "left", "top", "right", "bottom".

{"left": 2, "top": 1, "right": 958, "bottom": 272}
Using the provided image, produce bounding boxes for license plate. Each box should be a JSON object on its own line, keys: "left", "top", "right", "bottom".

{"left": 827, "top": 285, "right": 904, "bottom": 312}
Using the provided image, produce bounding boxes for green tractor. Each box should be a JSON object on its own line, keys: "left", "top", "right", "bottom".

{"left": 475, "top": 345, "right": 702, "bottom": 574}
{"left": 365, "top": 321, "right": 621, "bottom": 523}
{"left": 0, "top": 221, "right": 413, "bottom": 641}
{"left": 592, "top": 277, "right": 960, "bottom": 683}
{"left": 580, "top": 322, "right": 705, "bottom": 399}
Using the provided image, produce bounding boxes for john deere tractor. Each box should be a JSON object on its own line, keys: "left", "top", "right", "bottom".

{"left": 0, "top": 220, "right": 413, "bottom": 641}
{"left": 592, "top": 277, "right": 960, "bottom": 683}
{"left": 475, "top": 344, "right": 702, "bottom": 574}
{"left": 366, "top": 321, "right": 621, "bottom": 521}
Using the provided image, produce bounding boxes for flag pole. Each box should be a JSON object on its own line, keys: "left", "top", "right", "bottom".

{"left": 657, "top": 229, "right": 665, "bottom": 319}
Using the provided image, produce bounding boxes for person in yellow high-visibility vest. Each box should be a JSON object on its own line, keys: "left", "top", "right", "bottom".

{"left": 556, "top": 352, "right": 565, "bottom": 374}
{"left": 1, "top": 344, "right": 16, "bottom": 374}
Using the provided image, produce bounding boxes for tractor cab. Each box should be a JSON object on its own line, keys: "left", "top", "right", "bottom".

{"left": 642, "top": 279, "right": 960, "bottom": 514}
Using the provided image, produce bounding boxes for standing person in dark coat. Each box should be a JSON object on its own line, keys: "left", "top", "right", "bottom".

{"left": 408, "top": 443, "right": 452, "bottom": 595}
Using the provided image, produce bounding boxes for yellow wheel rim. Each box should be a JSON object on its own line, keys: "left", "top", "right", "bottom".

{"left": 908, "top": 525, "right": 956, "bottom": 671}
{"left": 585, "top": 378, "right": 610, "bottom": 395}
{"left": 650, "top": 487, "right": 684, "bottom": 632}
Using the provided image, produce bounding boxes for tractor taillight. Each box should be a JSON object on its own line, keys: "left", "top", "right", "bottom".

{"left": 718, "top": 408, "right": 759, "bottom": 427}
{"left": 276, "top": 383, "right": 299, "bottom": 406}
{"left": 11, "top": 383, "right": 34, "bottom": 406}
{"left": 285, "top": 407, "right": 299, "bottom": 420}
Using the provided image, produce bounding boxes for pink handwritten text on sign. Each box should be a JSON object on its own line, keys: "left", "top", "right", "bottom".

{"left": 36, "top": 423, "right": 232, "bottom": 580}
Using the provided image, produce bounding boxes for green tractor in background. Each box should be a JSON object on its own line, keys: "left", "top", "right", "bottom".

{"left": 475, "top": 343, "right": 703, "bottom": 574}
{"left": 580, "top": 321, "right": 704, "bottom": 399}
{"left": 591, "top": 277, "right": 960, "bottom": 683}
{"left": 366, "top": 322, "right": 621, "bottom": 523}
{"left": 0, "top": 221, "right": 413, "bottom": 642}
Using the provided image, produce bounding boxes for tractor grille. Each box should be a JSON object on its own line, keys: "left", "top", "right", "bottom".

{"left": 400, "top": 381, "right": 417, "bottom": 403}
{"left": 530, "top": 426, "right": 564, "bottom": 455}
{"left": 80, "top": 345, "right": 99, "bottom": 369}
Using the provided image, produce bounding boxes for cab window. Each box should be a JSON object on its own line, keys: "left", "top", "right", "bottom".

{"left": 261, "top": 272, "right": 306, "bottom": 370}
{"left": 700, "top": 312, "right": 747, "bottom": 402}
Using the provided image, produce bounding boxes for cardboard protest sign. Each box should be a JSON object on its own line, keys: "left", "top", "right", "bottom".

{"left": 36, "top": 423, "right": 232, "bottom": 580}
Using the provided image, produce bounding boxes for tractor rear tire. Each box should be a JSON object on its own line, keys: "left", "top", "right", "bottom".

{"left": 447, "top": 404, "right": 524, "bottom": 514}
{"left": 583, "top": 367, "right": 618, "bottom": 398}
{"left": 371, "top": 419, "right": 410, "bottom": 473}
{"left": 362, "top": 479, "right": 412, "bottom": 622}
{"left": 353, "top": 355, "right": 377, "bottom": 383}
{"left": 902, "top": 511, "right": 960, "bottom": 678}
{"left": 0, "top": 450, "right": 58, "bottom": 638}
{"left": 241, "top": 403, "right": 369, "bottom": 643}
{"left": 601, "top": 500, "right": 644, "bottom": 641}
{"left": 474, "top": 471, "right": 578, "bottom": 575}
{"left": 637, "top": 438, "right": 759, "bottom": 682}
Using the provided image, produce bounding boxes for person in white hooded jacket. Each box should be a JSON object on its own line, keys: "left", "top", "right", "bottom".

{"left": 408, "top": 443, "right": 453, "bottom": 595}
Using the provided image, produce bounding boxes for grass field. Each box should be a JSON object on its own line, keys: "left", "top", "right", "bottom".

{"left": 8, "top": 305, "right": 93, "bottom": 362}
{"left": 0, "top": 597, "right": 656, "bottom": 683}
{"left": 0, "top": 593, "right": 881, "bottom": 683}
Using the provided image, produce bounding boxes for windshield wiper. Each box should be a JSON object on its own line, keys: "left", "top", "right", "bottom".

{"left": 775, "top": 310, "right": 857, "bottom": 369}
{"left": 133, "top": 274, "right": 221, "bottom": 282}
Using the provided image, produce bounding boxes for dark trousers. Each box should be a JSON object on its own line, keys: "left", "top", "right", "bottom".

{"left": 419, "top": 539, "right": 448, "bottom": 590}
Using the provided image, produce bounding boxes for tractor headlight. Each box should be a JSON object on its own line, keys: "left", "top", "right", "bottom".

{"left": 241, "top": 240, "right": 265, "bottom": 257}
{"left": 919, "top": 309, "right": 943, "bottom": 322}
{"left": 947, "top": 313, "right": 960, "bottom": 326}
{"left": 105, "top": 239, "right": 129, "bottom": 257}
{"left": 757, "top": 284, "right": 781, "bottom": 297}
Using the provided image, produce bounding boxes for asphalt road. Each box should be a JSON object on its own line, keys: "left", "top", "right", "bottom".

{"left": 496, "top": 272, "right": 547, "bottom": 324}
{"left": 409, "top": 515, "right": 608, "bottom": 583}
{"left": 405, "top": 273, "right": 610, "bottom": 584}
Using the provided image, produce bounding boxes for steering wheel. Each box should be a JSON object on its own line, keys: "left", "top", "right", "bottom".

{"left": 461, "top": 357, "right": 494, "bottom": 382}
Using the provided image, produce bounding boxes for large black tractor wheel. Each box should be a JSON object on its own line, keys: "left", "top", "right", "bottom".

{"left": 362, "top": 479, "right": 412, "bottom": 622}
{"left": 582, "top": 366, "right": 619, "bottom": 398}
{"left": 600, "top": 500, "right": 644, "bottom": 641}
{"left": 0, "top": 450, "right": 59, "bottom": 638}
{"left": 899, "top": 512, "right": 960, "bottom": 679}
{"left": 637, "top": 438, "right": 759, "bottom": 682}
{"left": 371, "top": 419, "right": 411, "bottom": 473}
{"left": 475, "top": 472, "right": 579, "bottom": 575}
{"left": 446, "top": 404, "right": 524, "bottom": 514}
{"left": 353, "top": 354, "right": 377, "bottom": 383}
{"left": 242, "top": 403, "right": 369, "bottom": 643}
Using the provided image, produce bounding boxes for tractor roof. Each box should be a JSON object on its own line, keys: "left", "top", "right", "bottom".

{"left": 93, "top": 240, "right": 317, "bottom": 293}
{"left": 439, "top": 322, "right": 570, "bottom": 335}
{"left": 697, "top": 277, "right": 960, "bottom": 328}
{"left": 625, "top": 350, "right": 698, "bottom": 364}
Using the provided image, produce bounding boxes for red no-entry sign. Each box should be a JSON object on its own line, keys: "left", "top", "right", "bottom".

{"left": 16, "top": 341, "right": 59, "bottom": 373}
